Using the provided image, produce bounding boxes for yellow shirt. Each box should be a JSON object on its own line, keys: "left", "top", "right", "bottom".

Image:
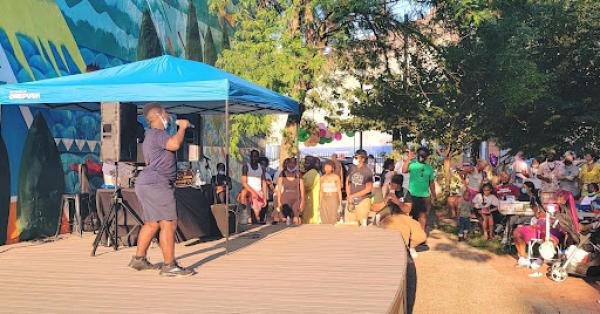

{"left": 580, "top": 163, "right": 600, "bottom": 184}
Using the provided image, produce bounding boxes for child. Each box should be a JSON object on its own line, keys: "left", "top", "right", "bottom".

{"left": 579, "top": 183, "right": 600, "bottom": 212}
{"left": 457, "top": 190, "right": 472, "bottom": 241}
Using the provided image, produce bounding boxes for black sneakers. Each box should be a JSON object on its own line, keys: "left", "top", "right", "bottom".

{"left": 159, "top": 262, "right": 195, "bottom": 277}
{"left": 128, "top": 256, "right": 160, "bottom": 271}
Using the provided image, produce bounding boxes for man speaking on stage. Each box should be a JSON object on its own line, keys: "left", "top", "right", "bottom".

{"left": 128, "top": 102, "right": 194, "bottom": 277}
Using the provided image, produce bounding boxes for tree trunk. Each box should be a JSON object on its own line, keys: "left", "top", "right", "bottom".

{"left": 443, "top": 156, "right": 452, "bottom": 196}
{"left": 278, "top": 118, "right": 298, "bottom": 170}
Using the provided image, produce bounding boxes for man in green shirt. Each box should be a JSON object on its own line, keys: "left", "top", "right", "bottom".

{"left": 402, "top": 147, "right": 436, "bottom": 232}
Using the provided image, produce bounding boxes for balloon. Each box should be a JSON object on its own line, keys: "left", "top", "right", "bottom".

{"left": 319, "top": 137, "right": 327, "bottom": 144}
{"left": 325, "top": 137, "right": 333, "bottom": 143}
{"left": 298, "top": 133, "right": 309, "bottom": 142}
{"left": 298, "top": 128, "right": 307, "bottom": 137}
{"left": 319, "top": 129, "right": 327, "bottom": 137}
{"left": 317, "top": 122, "right": 326, "bottom": 129}
{"left": 346, "top": 131, "right": 355, "bottom": 137}
{"left": 334, "top": 132, "right": 342, "bottom": 141}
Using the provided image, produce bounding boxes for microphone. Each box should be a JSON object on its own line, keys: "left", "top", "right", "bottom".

{"left": 188, "top": 123, "right": 195, "bottom": 129}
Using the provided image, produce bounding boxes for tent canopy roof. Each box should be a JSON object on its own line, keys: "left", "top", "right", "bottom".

{"left": 0, "top": 55, "right": 299, "bottom": 115}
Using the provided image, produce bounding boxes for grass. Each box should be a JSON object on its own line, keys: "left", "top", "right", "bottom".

{"left": 436, "top": 221, "right": 511, "bottom": 255}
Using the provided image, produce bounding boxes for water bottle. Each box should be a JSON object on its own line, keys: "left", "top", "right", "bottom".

{"left": 195, "top": 169, "right": 201, "bottom": 187}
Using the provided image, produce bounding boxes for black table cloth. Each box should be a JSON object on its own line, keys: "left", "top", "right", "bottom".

{"left": 96, "top": 187, "right": 220, "bottom": 246}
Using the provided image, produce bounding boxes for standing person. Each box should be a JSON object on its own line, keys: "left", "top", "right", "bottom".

{"left": 330, "top": 153, "right": 344, "bottom": 181}
{"left": 579, "top": 152, "right": 600, "bottom": 196}
{"left": 259, "top": 157, "right": 276, "bottom": 222}
{"left": 394, "top": 150, "right": 411, "bottom": 191}
{"left": 319, "top": 160, "right": 342, "bottom": 224}
{"left": 472, "top": 183, "right": 499, "bottom": 240}
{"left": 538, "top": 150, "right": 563, "bottom": 196}
{"left": 462, "top": 160, "right": 487, "bottom": 201}
{"left": 526, "top": 158, "right": 542, "bottom": 189}
{"left": 211, "top": 163, "right": 232, "bottom": 204}
{"left": 130, "top": 102, "right": 193, "bottom": 277}
{"left": 303, "top": 156, "right": 321, "bottom": 224}
{"left": 559, "top": 151, "right": 580, "bottom": 199}
{"left": 457, "top": 190, "right": 472, "bottom": 241}
{"left": 241, "top": 150, "right": 267, "bottom": 224}
{"left": 511, "top": 151, "right": 530, "bottom": 188}
{"left": 380, "top": 158, "right": 396, "bottom": 199}
{"left": 276, "top": 158, "right": 305, "bottom": 225}
{"left": 402, "top": 147, "right": 436, "bottom": 233}
{"left": 346, "top": 149, "right": 374, "bottom": 227}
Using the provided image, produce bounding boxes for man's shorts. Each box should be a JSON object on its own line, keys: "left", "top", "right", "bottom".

{"left": 411, "top": 196, "right": 431, "bottom": 220}
{"left": 135, "top": 183, "right": 177, "bottom": 222}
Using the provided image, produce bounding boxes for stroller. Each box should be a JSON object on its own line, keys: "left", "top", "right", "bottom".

{"left": 548, "top": 212, "right": 600, "bottom": 282}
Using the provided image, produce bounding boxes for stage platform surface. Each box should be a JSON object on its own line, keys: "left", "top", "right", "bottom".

{"left": 0, "top": 224, "right": 407, "bottom": 314}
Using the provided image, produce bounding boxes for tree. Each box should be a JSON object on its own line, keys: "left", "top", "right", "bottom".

{"left": 214, "top": 0, "right": 409, "bottom": 165}
{"left": 185, "top": 0, "right": 203, "bottom": 62}
{"left": 137, "top": 8, "right": 163, "bottom": 60}
{"left": 203, "top": 27, "right": 218, "bottom": 65}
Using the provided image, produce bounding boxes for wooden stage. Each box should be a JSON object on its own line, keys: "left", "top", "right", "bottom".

{"left": 0, "top": 224, "right": 407, "bottom": 313}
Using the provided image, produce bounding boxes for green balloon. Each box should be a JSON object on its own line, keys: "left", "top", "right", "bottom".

{"left": 345, "top": 131, "right": 355, "bottom": 137}
{"left": 298, "top": 128, "right": 308, "bottom": 137}
{"left": 299, "top": 133, "right": 309, "bottom": 142}
{"left": 319, "top": 137, "right": 327, "bottom": 144}
{"left": 325, "top": 137, "right": 333, "bottom": 143}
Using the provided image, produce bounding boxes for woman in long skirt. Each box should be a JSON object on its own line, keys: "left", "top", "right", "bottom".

{"left": 319, "top": 160, "right": 342, "bottom": 224}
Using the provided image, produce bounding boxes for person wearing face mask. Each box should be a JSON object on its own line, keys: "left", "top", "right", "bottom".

{"left": 402, "top": 147, "right": 436, "bottom": 233}
{"left": 240, "top": 150, "right": 268, "bottom": 224}
{"left": 211, "top": 163, "right": 232, "bottom": 204}
{"left": 579, "top": 152, "right": 600, "bottom": 197}
{"left": 537, "top": 150, "right": 563, "bottom": 194}
{"left": 130, "top": 102, "right": 194, "bottom": 277}
{"left": 275, "top": 158, "right": 305, "bottom": 225}
{"left": 346, "top": 149, "right": 374, "bottom": 226}
{"left": 558, "top": 151, "right": 580, "bottom": 199}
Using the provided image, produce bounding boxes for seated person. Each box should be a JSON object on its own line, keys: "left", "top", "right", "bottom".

{"left": 502, "top": 181, "right": 542, "bottom": 244}
{"left": 513, "top": 190, "right": 579, "bottom": 267}
{"left": 372, "top": 175, "right": 413, "bottom": 220}
{"left": 495, "top": 171, "right": 520, "bottom": 201}
{"left": 579, "top": 183, "right": 600, "bottom": 212}
{"left": 211, "top": 163, "right": 232, "bottom": 204}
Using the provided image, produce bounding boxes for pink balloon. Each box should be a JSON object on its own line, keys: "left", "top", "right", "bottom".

{"left": 334, "top": 132, "right": 342, "bottom": 141}
{"left": 317, "top": 122, "right": 326, "bottom": 129}
{"left": 325, "top": 130, "right": 332, "bottom": 138}
{"left": 319, "top": 129, "right": 327, "bottom": 137}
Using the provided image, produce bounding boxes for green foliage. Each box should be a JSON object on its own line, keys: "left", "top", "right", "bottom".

{"left": 203, "top": 27, "right": 218, "bottom": 65}
{"left": 229, "top": 114, "right": 273, "bottom": 160}
{"left": 137, "top": 9, "right": 163, "bottom": 60}
{"left": 185, "top": 0, "right": 203, "bottom": 62}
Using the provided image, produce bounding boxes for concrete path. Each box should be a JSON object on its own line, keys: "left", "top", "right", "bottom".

{"left": 412, "top": 229, "right": 600, "bottom": 314}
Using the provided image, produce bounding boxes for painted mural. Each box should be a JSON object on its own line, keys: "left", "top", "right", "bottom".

{"left": 0, "top": 0, "right": 239, "bottom": 245}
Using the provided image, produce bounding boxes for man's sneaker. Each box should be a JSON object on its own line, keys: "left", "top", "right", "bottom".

{"left": 415, "top": 243, "right": 430, "bottom": 252}
{"left": 516, "top": 257, "right": 530, "bottom": 267}
{"left": 159, "top": 262, "right": 195, "bottom": 277}
{"left": 128, "top": 256, "right": 160, "bottom": 271}
{"left": 530, "top": 258, "right": 543, "bottom": 270}
{"left": 409, "top": 248, "right": 419, "bottom": 259}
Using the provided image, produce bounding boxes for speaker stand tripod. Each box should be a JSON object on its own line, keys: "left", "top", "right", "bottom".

{"left": 90, "top": 186, "right": 144, "bottom": 256}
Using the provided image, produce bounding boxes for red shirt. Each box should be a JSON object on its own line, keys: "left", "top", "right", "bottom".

{"left": 495, "top": 184, "right": 520, "bottom": 200}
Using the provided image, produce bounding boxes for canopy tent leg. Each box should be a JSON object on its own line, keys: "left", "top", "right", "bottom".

{"left": 224, "top": 98, "right": 230, "bottom": 254}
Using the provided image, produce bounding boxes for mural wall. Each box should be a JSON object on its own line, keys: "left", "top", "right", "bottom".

{"left": 0, "top": 0, "right": 239, "bottom": 245}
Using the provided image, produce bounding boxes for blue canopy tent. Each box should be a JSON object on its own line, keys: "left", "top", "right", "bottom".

{"left": 0, "top": 55, "right": 299, "bottom": 252}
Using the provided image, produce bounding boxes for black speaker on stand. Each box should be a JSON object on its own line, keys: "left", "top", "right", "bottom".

{"left": 177, "top": 114, "right": 202, "bottom": 162}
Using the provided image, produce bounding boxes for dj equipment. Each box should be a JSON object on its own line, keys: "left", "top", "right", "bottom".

{"left": 100, "top": 102, "right": 138, "bottom": 162}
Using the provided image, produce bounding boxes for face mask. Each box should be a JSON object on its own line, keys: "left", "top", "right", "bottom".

{"left": 160, "top": 116, "right": 169, "bottom": 129}
{"left": 218, "top": 170, "right": 225, "bottom": 175}
{"left": 287, "top": 166, "right": 297, "bottom": 172}
{"left": 564, "top": 160, "right": 573, "bottom": 166}
{"left": 417, "top": 155, "right": 426, "bottom": 163}
{"left": 353, "top": 158, "right": 360, "bottom": 166}
{"left": 521, "top": 187, "right": 528, "bottom": 194}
